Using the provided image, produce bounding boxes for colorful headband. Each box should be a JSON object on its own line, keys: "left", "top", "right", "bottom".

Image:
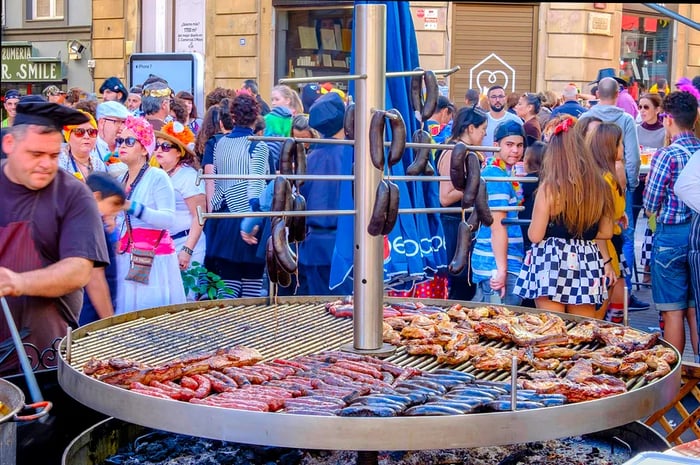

{"left": 553, "top": 117, "right": 574, "bottom": 136}
{"left": 122, "top": 115, "right": 155, "bottom": 153}
{"left": 142, "top": 87, "right": 172, "bottom": 98}
{"left": 156, "top": 121, "right": 196, "bottom": 157}
{"left": 62, "top": 109, "right": 97, "bottom": 142}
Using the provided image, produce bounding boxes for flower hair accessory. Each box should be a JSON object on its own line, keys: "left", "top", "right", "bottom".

{"left": 122, "top": 115, "right": 155, "bottom": 153}
{"left": 553, "top": 117, "right": 574, "bottom": 135}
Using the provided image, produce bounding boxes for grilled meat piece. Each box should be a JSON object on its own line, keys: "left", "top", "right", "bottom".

{"left": 618, "top": 361, "right": 649, "bottom": 378}
{"left": 471, "top": 347, "right": 516, "bottom": 371}
{"left": 597, "top": 326, "right": 660, "bottom": 353}
{"left": 405, "top": 344, "right": 444, "bottom": 357}
{"left": 567, "top": 320, "right": 601, "bottom": 345}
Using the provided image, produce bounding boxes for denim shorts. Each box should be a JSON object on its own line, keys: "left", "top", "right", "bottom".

{"left": 473, "top": 272, "right": 523, "bottom": 306}
{"left": 651, "top": 222, "right": 695, "bottom": 311}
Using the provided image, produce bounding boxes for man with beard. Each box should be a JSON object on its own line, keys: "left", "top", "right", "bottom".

{"left": 482, "top": 85, "right": 523, "bottom": 146}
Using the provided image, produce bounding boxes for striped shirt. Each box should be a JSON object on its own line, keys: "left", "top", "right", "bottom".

{"left": 643, "top": 131, "right": 700, "bottom": 225}
{"left": 211, "top": 127, "right": 270, "bottom": 213}
{"left": 471, "top": 162, "right": 524, "bottom": 282}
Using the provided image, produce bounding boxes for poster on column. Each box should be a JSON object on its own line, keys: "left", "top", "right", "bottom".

{"left": 175, "top": 0, "right": 205, "bottom": 56}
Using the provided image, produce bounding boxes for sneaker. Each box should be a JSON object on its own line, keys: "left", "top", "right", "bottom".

{"left": 628, "top": 294, "right": 650, "bottom": 312}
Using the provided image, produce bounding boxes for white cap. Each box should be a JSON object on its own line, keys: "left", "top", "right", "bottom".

{"left": 96, "top": 101, "right": 130, "bottom": 121}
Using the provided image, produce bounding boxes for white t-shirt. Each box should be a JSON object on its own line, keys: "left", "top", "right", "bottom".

{"left": 170, "top": 165, "right": 205, "bottom": 234}
{"left": 483, "top": 111, "right": 523, "bottom": 146}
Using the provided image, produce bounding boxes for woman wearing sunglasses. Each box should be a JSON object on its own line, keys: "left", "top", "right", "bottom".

{"left": 114, "top": 116, "right": 186, "bottom": 314}
{"left": 153, "top": 121, "right": 206, "bottom": 279}
{"left": 58, "top": 109, "right": 106, "bottom": 181}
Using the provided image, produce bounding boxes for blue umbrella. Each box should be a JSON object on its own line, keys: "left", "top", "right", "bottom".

{"left": 329, "top": 0, "right": 447, "bottom": 291}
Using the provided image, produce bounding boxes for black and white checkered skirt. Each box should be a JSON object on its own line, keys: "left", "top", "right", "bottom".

{"left": 513, "top": 237, "right": 607, "bottom": 305}
{"left": 639, "top": 226, "right": 653, "bottom": 267}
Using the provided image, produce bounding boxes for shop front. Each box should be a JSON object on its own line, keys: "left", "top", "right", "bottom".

{"left": 1, "top": 41, "right": 65, "bottom": 98}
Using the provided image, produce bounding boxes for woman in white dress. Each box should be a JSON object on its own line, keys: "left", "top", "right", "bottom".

{"left": 153, "top": 121, "right": 206, "bottom": 274}
{"left": 114, "top": 116, "right": 186, "bottom": 313}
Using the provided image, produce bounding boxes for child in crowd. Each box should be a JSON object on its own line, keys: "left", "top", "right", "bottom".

{"left": 80, "top": 172, "right": 126, "bottom": 325}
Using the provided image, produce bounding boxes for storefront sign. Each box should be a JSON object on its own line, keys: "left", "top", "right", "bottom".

{"left": 1, "top": 43, "right": 62, "bottom": 82}
{"left": 175, "top": 0, "right": 205, "bottom": 55}
{"left": 424, "top": 17, "right": 438, "bottom": 30}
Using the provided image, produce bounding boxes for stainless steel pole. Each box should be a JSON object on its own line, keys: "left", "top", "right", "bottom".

{"left": 345, "top": 3, "right": 392, "bottom": 356}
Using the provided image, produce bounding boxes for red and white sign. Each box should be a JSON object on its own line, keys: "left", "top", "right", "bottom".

{"left": 416, "top": 8, "right": 424, "bottom": 19}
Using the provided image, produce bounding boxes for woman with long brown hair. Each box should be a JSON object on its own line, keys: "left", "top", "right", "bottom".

{"left": 588, "top": 122, "right": 629, "bottom": 321}
{"left": 514, "top": 118, "right": 616, "bottom": 317}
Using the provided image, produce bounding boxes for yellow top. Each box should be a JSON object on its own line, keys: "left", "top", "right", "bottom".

{"left": 604, "top": 171, "right": 626, "bottom": 276}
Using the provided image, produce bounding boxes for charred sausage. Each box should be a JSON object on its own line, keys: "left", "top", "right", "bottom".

{"left": 265, "top": 236, "right": 279, "bottom": 284}
{"left": 344, "top": 102, "right": 355, "bottom": 140}
{"left": 381, "top": 180, "right": 400, "bottom": 235}
{"left": 474, "top": 179, "right": 494, "bottom": 226}
{"left": 462, "top": 151, "right": 482, "bottom": 209}
{"left": 421, "top": 70, "right": 439, "bottom": 121}
{"left": 448, "top": 220, "right": 472, "bottom": 275}
{"left": 272, "top": 176, "right": 292, "bottom": 212}
{"left": 406, "top": 129, "right": 432, "bottom": 176}
{"left": 280, "top": 138, "right": 295, "bottom": 175}
{"left": 289, "top": 193, "right": 307, "bottom": 243}
{"left": 449, "top": 142, "right": 468, "bottom": 190}
{"left": 369, "top": 110, "right": 386, "bottom": 171}
{"left": 272, "top": 217, "right": 297, "bottom": 273}
{"left": 367, "top": 180, "right": 390, "bottom": 236}
{"left": 386, "top": 109, "right": 407, "bottom": 167}
{"left": 410, "top": 67, "right": 425, "bottom": 118}
{"left": 294, "top": 142, "right": 307, "bottom": 189}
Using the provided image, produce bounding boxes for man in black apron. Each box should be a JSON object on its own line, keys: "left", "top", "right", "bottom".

{"left": 0, "top": 100, "right": 109, "bottom": 375}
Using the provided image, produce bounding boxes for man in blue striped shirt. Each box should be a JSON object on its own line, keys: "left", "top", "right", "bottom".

{"left": 471, "top": 121, "right": 525, "bottom": 305}
{"left": 643, "top": 90, "right": 700, "bottom": 359}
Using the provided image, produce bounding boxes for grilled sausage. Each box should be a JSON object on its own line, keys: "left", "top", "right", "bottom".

{"left": 275, "top": 261, "right": 292, "bottom": 288}
{"left": 369, "top": 109, "right": 386, "bottom": 171}
{"left": 265, "top": 236, "right": 279, "bottom": 284}
{"left": 381, "top": 180, "right": 400, "bottom": 235}
{"left": 406, "top": 129, "right": 432, "bottom": 176}
{"left": 466, "top": 208, "right": 480, "bottom": 234}
{"left": 404, "top": 404, "right": 465, "bottom": 416}
{"left": 474, "top": 179, "right": 494, "bottom": 226}
{"left": 289, "top": 193, "right": 307, "bottom": 243}
{"left": 449, "top": 142, "right": 468, "bottom": 190}
{"left": 423, "top": 159, "right": 435, "bottom": 176}
{"left": 280, "top": 138, "right": 295, "bottom": 175}
{"left": 293, "top": 142, "right": 307, "bottom": 189}
{"left": 410, "top": 67, "right": 425, "bottom": 118}
{"left": 448, "top": 220, "right": 471, "bottom": 275}
{"left": 272, "top": 176, "right": 292, "bottom": 212}
{"left": 386, "top": 109, "right": 407, "bottom": 167}
{"left": 421, "top": 70, "right": 439, "bottom": 121}
{"left": 344, "top": 102, "right": 355, "bottom": 140}
{"left": 462, "top": 151, "right": 482, "bottom": 209}
{"left": 367, "top": 179, "right": 390, "bottom": 236}
{"left": 272, "top": 217, "right": 297, "bottom": 273}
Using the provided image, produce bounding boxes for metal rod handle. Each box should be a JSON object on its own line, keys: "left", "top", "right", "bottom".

{"left": 196, "top": 172, "right": 536, "bottom": 184}
{"left": 279, "top": 74, "right": 367, "bottom": 85}
{"left": 386, "top": 65, "right": 461, "bottom": 78}
{"left": 1, "top": 296, "right": 44, "bottom": 403}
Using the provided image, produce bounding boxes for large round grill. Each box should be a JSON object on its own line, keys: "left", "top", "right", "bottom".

{"left": 58, "top": 297, "right": 681, "bottom": 451}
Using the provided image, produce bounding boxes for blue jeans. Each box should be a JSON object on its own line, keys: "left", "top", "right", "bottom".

{"left": 473, "top": 272, "right": 522, "bottom": 306}
{"left": 621, "top": 190, "right": 636, "bottom": 290}
{"left": 651, "top": 222, "right": 695, "bottom": 311}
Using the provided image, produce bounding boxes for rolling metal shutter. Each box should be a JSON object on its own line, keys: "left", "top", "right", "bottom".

{"left": 449, "top": 3, "right": 538, "bottom": 105}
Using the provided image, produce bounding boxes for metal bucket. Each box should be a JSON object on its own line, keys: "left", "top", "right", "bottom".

{"left": 62, "top": 417, "right": 671, "bottom": 465}
{"left": 0, "top": 377, "right": 52, "bottom": 465}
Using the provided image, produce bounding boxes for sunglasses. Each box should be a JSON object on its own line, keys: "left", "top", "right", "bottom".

{"left": 154, "top": 141, "right": 177, "bottom": 152}
{"left": 115, "top": 137, "right": 139, "bottom": 147}
{"left": 638, "top": 104, "right": 654, "bottom": 110}
{"left": 72, "top": 128, "right": 98, "bottom": 138}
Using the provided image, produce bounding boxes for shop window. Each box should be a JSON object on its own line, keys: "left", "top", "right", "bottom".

{"left": 620, "top": 13, "right": 671, "bottom": 100}
{"left": 275, "top": 8, "right": 354, "bottom": 93}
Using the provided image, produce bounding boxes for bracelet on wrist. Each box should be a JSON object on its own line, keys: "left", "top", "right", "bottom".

{"left": 603, "top": 257, "right": 612, "bottom": 265}
{"left": 181, "top": 245, "right": 194, "bottom": 256}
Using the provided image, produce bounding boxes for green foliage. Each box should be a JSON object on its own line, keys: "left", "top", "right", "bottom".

{"left": 181, "top": 261, "right": 233, "bottom": 300}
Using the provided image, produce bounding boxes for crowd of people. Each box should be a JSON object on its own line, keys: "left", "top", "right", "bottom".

{"left": 1, "top": 67, "right": 699, "bottom": 375}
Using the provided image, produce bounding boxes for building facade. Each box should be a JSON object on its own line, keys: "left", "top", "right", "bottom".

{"left": 1, "top": 0, "right": 93, "bottom": 99}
